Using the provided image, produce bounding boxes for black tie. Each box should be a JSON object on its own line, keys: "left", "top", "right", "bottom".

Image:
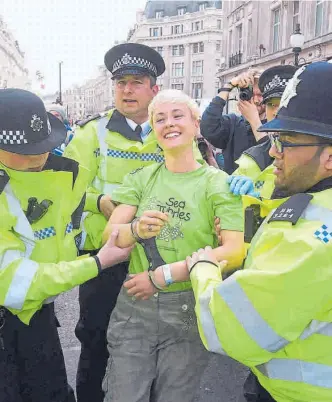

{"left": 135, "top": 125, "right": 142, "bottom": 136}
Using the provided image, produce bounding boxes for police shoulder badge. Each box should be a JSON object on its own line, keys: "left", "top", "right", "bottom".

{"left": 279, "top": 65, "right": 306, "bottom": 109}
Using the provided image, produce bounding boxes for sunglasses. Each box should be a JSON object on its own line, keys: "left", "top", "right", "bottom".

{"left": 269, "top": 133, "right": 332, "bottom": 153}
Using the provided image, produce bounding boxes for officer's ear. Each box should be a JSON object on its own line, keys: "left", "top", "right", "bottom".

{"left": 323, "top": 145, "right": 332, "bottom": 173}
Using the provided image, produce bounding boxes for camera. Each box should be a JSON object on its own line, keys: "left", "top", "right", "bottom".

{"left": 239, "top": 86, "right": 253, "bottom": 101}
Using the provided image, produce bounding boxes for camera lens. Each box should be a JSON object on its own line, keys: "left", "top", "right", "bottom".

{"left": 239, "top": 87, "right": 253, "bottom": 101}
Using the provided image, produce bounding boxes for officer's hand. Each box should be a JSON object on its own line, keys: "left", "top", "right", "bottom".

{"left": 124, "top": 271, "right": 156, "bottom": 300}
{"left": 136, "top": 210, "right": 168, "bottom": 239}
{"left": 214, "top": 217, "right": 223, "bottom": 246}
{"left": 97, "top": 230, "right": 134, "bottom": 269}
{"left": 99, "top": 195, "right": 115, "bottom": 220}
{"left": 227, "top": 175, "right": 260, "bottom": 198}
{"left": 186, "top": 246, "right": 228, "bottom": 272}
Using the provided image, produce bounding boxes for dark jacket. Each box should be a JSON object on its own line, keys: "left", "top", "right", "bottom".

{"left": 200, "top": 96, "right": 259, "bottom": 174}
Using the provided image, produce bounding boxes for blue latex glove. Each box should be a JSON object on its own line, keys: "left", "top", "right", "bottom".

{"left": 227, "top": 175, "right": 260, "bottom": 198}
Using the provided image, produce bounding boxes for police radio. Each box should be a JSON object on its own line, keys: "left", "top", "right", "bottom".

{"left": 244, "top": 205, "right": 264, "bottom": 243}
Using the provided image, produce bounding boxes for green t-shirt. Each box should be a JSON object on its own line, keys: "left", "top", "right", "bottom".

{"left": 112, "top": 162, "right": 244, "bottom": 292}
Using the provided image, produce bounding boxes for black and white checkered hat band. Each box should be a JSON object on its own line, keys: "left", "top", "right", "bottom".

{"left": 0, "top": 130, "right": 28, "bottom": 145}
{"left": 112, "top": 53, "right": 157, "bottom": 76}
{"left": 264, "top": 75, "right": 289, "bottom": 93}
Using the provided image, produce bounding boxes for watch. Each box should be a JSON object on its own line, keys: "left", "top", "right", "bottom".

{"left": 162, "top": 264, "right": 173, "bottom": 286}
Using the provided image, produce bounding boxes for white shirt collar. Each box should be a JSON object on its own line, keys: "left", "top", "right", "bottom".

{"left": 125, "top": 118, "right": 151, "bottom": 141}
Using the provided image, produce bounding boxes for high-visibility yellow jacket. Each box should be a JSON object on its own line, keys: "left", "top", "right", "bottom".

{"left": 234, "top": 138, "right": 275, "bottom": 199}
{"left": 0, "top": 155, "right": 99, "bottom": 324}
{"left": 64, "top": 109, "right": 201, "bottom": 250}
{"left": 191, "top": 188, "right": 332, "bottom": 401}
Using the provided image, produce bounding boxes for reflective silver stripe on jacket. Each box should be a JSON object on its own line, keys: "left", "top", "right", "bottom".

{"left": 3, "top": 182, "right": 38, "bottom": 310}
{"left": 91, "top": 177, "right": 119, "bottom": 196}
{"left": 216, "top": 276, "right": 289, "bottom": 352}
{"left": 197, "top": 286, "right": 225, "bottom": 354}
{"left": 257, "top": 359, "right": 332, "bottom": 388}
{"left": 198, "top": 201, "right": 332, "bottom": 355}
{"left": 92, "top": 116, "right": 110, "bottom": 192}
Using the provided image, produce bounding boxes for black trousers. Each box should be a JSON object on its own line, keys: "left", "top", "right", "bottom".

{"left": 243, "top": 372, "right": 276, "bottom": 402}
{"left": 0, "top": 303, "right": 75, "bottom": 402}
{"left": 75, "top": 261, "right": 128, "bottom": 402}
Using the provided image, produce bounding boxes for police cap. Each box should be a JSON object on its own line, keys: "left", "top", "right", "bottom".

{"left": 104, "top": 43, "right": 165, "bottom": 79}
{"left": 258, "top": 65, "right": 297, "bottom": 104}
{"left": 258, "top": 61, "right": 332, "bottom": 140}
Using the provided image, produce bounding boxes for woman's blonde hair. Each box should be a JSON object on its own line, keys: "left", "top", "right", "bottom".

{"left": 148, "top": 89, "right": 200, "bottom": 126}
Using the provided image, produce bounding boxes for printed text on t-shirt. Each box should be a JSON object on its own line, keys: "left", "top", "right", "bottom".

{"left": 156, "top": 197, "right": 191, "bottom": 221}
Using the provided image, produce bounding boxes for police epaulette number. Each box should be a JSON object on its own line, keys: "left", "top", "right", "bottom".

{"left": 268, "top": 193, "right": 313, "bottom": 225}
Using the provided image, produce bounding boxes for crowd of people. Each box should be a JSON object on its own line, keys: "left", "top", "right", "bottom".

{"left": 1, "top": 41, "right": 332, "bottom": 402}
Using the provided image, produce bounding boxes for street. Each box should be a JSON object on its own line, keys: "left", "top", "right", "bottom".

{"left": 55, "top": 288, "right": 249, "bottom": 402}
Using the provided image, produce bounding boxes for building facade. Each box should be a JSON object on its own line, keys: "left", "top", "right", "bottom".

{"left": 128, "top": 0, "right": 223, "bottom": 104}
{"left": 62, "top": 66, "right": 114, "bottom": 122}
{"left": 218, "top": 0, "right": 332, "bottom": 84}
{"left": 0, "top": 15, "right": 30, "bottom": 89}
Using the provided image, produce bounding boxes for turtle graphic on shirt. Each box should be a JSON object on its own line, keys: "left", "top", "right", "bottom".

{"left": 140, "top": 196, "right": 185, "bottom": 242}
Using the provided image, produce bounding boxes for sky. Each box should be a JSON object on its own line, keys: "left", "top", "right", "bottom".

{"left": 2, "top": 0, "right": 147, "bottom": 93}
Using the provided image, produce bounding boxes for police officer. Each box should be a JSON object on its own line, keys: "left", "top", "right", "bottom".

{"left": 186, "top": 62, "right": 332, "bottom": 401}
{"left": 64, "top": 43, "right": 166, "bottom": 402}
{"left": 0, "top": 89, "right": 133, "bottom": 402}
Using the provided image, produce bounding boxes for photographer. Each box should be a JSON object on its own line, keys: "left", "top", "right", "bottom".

{"left": 200, "top": 70, "right": 266, "bottom": 174}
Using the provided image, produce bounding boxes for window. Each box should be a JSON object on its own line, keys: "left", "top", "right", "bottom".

{"left": 247, "top": 19, "right": 252, "bottom": 56}
{"left": 217, "top": 19, "right": 222, "bottom": 29}
{"left": 192, "top": 21, "right": 201, "bottom": 31}
{"left": 172, "top": 45, "right": 185, "bottom": 56}
{"left": 172, "top": 62, "right": 184, "bottom": 77}
{"left": 176, "top": 25, "right": 183, "bottom": 34}
{"left": 171, "top": 83, "right": 184, "bottom": 90}
{"left": 229, "top": 30, "right": 233, "bottom": 55}
{"left": 157, "top": 46, "right": 163, "bottom": 56}
{"left": 315, "top": 0, "right": 324, "bottom": 37}
{"left": 192, "top": 60, "right": 204, "bottom": 75}
{"left": 216, "top": 59, "right": 220, "bottom": 67}
{"left": 199, "top": 3, "right": 207, "bottom": 11}
{"left": 292, "top": 1, "right": 300, "bottom": 32}
{"left": 237, "top": 24, "right": 243, "bottom": 52}
{"left": 155, "top": 10, "right": 164, "bottom": 18}
{"left": 172, "top": 25, "right": 183, "bottom": 34}
{"left": 192, "top": 83, "right": 203, "bottom": 99}
{"left": 272, "top": 8, "right": 281, "bottom": 52}
{"left": 216, "top": 40, "right": 221, "bottom": 51}
{"left": 193, "top": 42, "right": 204, "bottom": 53}
{"left": 178, "top": 7, "right": 186, "bottom": 16}
{"left": 150, "top": 27, "right": 162, "bottom": 37}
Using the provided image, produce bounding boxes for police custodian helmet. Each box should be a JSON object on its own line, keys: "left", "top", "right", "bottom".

{"left": 258, "top": 61, "right": 332, "bottom": 140}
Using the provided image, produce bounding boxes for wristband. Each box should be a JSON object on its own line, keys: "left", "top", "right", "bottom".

{"left": 97, "top": 194, "right": 105, "bottom": 212}
{"left": 218, "top": 87, "right": 232, "bottom": 93}
{"left": 161, "top": 264, "right": 173, "bottom": 286}
{"left": 189, "top": 260, "right": 219, "bottom": 275}
{"left": 130, "top": 218, "right": 144, "bottom": 243}
{"left": 148, "top": 270, "right": 164, "bottom": 291}
{"left": 92, "top": 255, "right": 102, "bottom": 274}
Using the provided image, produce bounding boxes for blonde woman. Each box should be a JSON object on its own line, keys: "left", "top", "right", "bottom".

{"left": 102, "top": 90, "right": 245, "bottom": 402}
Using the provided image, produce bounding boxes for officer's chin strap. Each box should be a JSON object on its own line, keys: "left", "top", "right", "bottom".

{"left": 25, "top": 197, "right": 53, "bottom": 224}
